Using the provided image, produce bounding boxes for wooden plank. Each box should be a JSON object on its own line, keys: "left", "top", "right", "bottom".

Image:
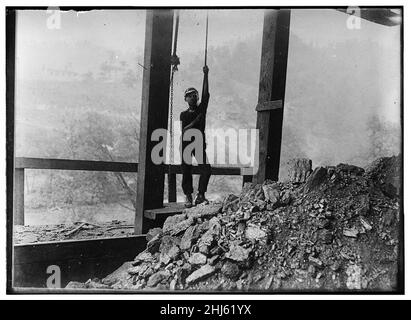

{"left": 166, "top": 164, "right": 245, "bottom": 175}
{"left": 14, "top": 157, "right": 250, "bottom": 176}
{"left": 13, "top": 157, "right": 249, "bottom": 200}
{"left": 13, "top": 235, "right": 146, "bottom": 264}
{"left": 13, "top": 168, "right": 24, "bottom": 225}
{"left": 15, "top": 157, "right": 137, "bottom": 173}
{"left": 255, "top": 100, "right": 283, "bottom": 112}
{"left": 254, "top": 9, "right": 290, "bottom": 184}
{"left": 144, "top": 202, "right": 186, "bottom": 220}
{"left": 13, "top": 235, "right": 147, "bottom": 288}
{"left": 135, "top": 10, "right": 174, "bottom": 234}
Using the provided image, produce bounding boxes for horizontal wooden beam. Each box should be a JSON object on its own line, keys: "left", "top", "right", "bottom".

{"left": 166, "top": 164, "right": 247, "bottom": 176}
{"left": 11, "top": 287, "right": 120, "bottom": 294}
{"left": 13, "top": 235, "right": 147, "bottom": 288}
{"left": 15, "top": 157, "right": 138, "bottom": 173}
{"left": 15, "top": 157, "right": 252, "bottom": 176}
{"left": 144, "top": 202, "right": 186, "bottom": 220}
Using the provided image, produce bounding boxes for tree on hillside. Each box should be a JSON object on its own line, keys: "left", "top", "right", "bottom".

{"left": 41, "top": 110, "right": 140, "bottom": 212}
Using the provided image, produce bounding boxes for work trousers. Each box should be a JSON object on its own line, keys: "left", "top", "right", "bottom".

{"left": 180, "top": 140, "right": 211, "bottom": 195}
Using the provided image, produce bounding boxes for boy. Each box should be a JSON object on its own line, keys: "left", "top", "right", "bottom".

{"left": 180, "top": 65, "right": 211, "bottom": 208}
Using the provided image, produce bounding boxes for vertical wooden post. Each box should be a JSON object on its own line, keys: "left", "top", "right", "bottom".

{"left": 168, "top": 173, "right": 177, "bottom": 203}
{"left": 14, "top": 169, "right": 25, "bottom": 225}
{"left": 135, "top": 10, "right": 174, "bottom": 234}
{"left": 253, "top": 9, "right": 291, "bottom": 184}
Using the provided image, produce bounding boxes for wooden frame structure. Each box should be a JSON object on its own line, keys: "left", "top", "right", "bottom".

{"left": 135, "top": 10, "right": 174, "bottom": 234}
{"left": 7, "top": 7, "right": 401, "bottom": 289}
{"left": 11, "top": 8, "right": 402, "bottom": 232}
{"left": 254, "top": 9, "right": 290, "bottom": 184}
{"left": 13, "top": 157, "right": 251, "bottom": 227}
{"left": 133, "top": 7, "right": 402, "bottom": 230}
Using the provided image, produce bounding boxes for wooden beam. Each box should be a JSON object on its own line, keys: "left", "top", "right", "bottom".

{"left": 254, "top": 9, "right": 290, "bottom": 184}
{"left": 135, "top": 10, "right": 174, "bottom": 234}
{"left": 144, "top": 202, "right": 186, "bottom": 220}
{"left": 13, "top": 235, "right": 147, "bottom": 288}
{"left": 15, "top": 157, "right": 250, "bottom": 176}
{"left": 143, "top": 202, "right": 186, "bottom": 233}
{"left": 166, "top": 164, "right": 247, "bottom": 175}
{"left": 15, "top": 157, "right": 137, "bottom": 173}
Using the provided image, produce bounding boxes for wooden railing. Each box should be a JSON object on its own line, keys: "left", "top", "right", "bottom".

{"left": 13, "top": 157, "right": 253, "bottom": 225}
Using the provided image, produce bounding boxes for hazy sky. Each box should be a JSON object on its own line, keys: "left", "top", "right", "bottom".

{"left": 16, "top": 8, "right": 400, "bottom": 49}
{"left": 16, "top": 8, "right": 401, "bottom": 123}
{"left": 16, "top": 9, "right": 264, "bottom": 54}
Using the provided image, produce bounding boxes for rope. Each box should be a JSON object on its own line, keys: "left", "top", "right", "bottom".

{"left": 204, "top": 11, "right": 209, "bottom": 66}
{"left": 173, "top": 13, "right": 180, "bottom": 63}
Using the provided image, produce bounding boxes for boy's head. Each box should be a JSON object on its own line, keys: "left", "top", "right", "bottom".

{"left": 184, "top": 87, "right": 199, "bottom": 107}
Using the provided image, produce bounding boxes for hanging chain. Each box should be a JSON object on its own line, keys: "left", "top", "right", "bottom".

{"left": 169, "top": 10, "right": 180, "bottom": 170}
{"left": 204, "top": 11, "right": 209, "bottom": 66}
{"left": 169, "top": 68, "right": 175, "bottom": 167}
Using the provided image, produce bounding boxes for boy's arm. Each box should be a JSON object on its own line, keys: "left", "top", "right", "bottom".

{"left": 201, "top": 65, "right": 209, "bottom": 103}
{"left": 198, "top": 66, "right": 210, "bottom": 114}
{"left": 182, "top": 66, "right": 210, "bottom": 132}
{"left": 183, "top": 66, "right": 209, "bottom": 131}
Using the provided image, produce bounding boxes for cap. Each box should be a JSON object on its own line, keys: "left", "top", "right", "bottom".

{"left": 184, "top": 87, "right": 199, "bottom": 97}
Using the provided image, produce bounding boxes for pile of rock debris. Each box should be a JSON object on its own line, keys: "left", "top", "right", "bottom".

{"left": 68, "top": 155, "right": 401, "bottom": 292}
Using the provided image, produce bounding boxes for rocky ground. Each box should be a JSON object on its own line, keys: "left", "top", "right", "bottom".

{"left": 67, "top": 155, "right": 401, "bottom": 292}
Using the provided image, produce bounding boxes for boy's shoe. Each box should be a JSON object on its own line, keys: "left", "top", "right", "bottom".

{"left": 194, "top": 193, "right": 209, "bottom": 206}
{"left": 184, "top": 194, "right": 193, "bottom": 208}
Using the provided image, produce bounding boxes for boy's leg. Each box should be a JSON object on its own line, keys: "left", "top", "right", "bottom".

{"left": 181, "top": 141, "right": 194, "bottom": 207}
{"left": 196, "top": 145, "right": 211, "bottom": 203}
{"left": 181, "top": 162, "right": 193, "bottom": 195}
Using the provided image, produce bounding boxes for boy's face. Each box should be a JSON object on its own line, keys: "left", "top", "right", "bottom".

{"left": 185, "top": 92, "right": 198, "bottom": 106}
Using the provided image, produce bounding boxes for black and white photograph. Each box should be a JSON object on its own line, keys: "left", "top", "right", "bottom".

{"left": 5, "top": 4, "right": 404, "bottom": 297}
